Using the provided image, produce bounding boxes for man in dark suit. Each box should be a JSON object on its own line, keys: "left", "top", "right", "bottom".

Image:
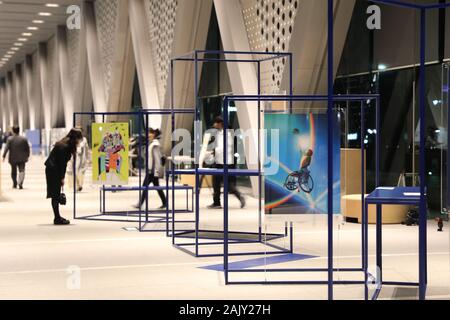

{"left": 2, "top": 126, "right": 30, "bottom": 189}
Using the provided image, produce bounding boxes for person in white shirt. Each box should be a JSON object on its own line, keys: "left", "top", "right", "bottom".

{"left": 134, "top": 128, "right": 167, "bottom": 209}
{"left": 208, "top": 117, "right": 245, "bottom": 209}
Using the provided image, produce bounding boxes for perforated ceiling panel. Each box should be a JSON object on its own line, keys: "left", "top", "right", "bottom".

{"left": 242, "top": 0, "right": 299, "bottom": 94}
{"left": 94, "top": 0, "right": 119, "bottom": 99}
{"left": 144, "top": 0, "right": 178, "bottom": 105}
{"left": 67, "top": 29, "right": 81, "bottom": 87}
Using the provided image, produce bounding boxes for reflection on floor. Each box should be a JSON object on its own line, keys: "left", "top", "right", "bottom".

{"left": 0, "top": 156, "right": 449, "bottom": 300}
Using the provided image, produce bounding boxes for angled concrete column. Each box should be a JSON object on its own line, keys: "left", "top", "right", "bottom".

{"left": 214, "top": 0, "right": 260, "bottom": 194}
{"left": 57, "top": 26, "right": 75, "bottom": 129}
{"left": 108, "top": 0, "right": 135, "bottom": 116}
{"left": 6, "top": 72, "right": 16, "bottom": 127}
{"left": 32, "top": 53, "right": 44, "bottom": 130}
{"left": 14, "top": 64, "right": 28, "bottom": 133}
{"left": 24, "top": 55, "right": 37, "bottom": 130}
{"left": 0, "top": 89, "right": 3, "bottom": 131}
{"left": 84, "top": 0, "right": 107, "bottom": 115}
{"left": 169, "top": 0, "right": 212, "bottom": 110}
{"left": 282, "top": 0, "right": 355, "bottom": 102}
{"left": 160, "top": 0, "right": 212, "bottom": 152}
{"left": 20, "top": 63, "right": 30, "bottom": 131}
{"left": 75, "top": 37, "right": 93, "bottom": 115}
{"left": 76, "top": 58, "right": 94, "bottom": 128}
{"left": 0, "top": 81, "right": 7, "bottom": 131}
{"left": 38, "top": 42, "right": 53, "bottom": 150}
{"left": 66, "top": 3, "right": 93, "bottom": 128}
{"left": 47, "top": 37, "right": 63, "bottom": 128}
{"left": 38, "top": 43, "right": 52, "bottom": 132}
{"left": 129, "top": 0, "right": 161, "bottom": 127}
{"left": 0, "top": 84, "right": 3, "bottom": 130}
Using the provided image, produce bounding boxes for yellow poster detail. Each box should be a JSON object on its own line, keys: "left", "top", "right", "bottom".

{"left": 92, "top": 123, "right": 129, "bottom": 185}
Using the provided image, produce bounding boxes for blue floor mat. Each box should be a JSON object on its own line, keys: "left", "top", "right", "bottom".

{"left": 200, "top": 253, "right": 318, "bottom": 271}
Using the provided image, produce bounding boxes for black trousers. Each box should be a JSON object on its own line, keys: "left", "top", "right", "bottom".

{"left": 212, "top": 165, "right": 243, "bottom": 206}
{"left": 140, "top": 173, "right": 167, "bottom": 207}
{"left": 10, "top": 162, "right": 26, "bottom": 186}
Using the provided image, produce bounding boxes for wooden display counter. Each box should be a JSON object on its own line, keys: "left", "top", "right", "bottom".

{"left": 340, "top": 148, "right": 409, "bottom": 224}
{"left": 179, "top": 174, "right": 213, "bottom": 189}
{"left": 341, "top": 194, "right": 410, "bottom": 224}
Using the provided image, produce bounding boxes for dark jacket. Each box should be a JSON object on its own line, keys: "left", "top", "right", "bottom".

{"left": 3, "top": 135, "right": 30, "bottom": 164}
{"left": 45, "top": 143, "right": 73, "bottom": 180}
{"left": 45, "top": 143, "right": 73, "bottom": 199}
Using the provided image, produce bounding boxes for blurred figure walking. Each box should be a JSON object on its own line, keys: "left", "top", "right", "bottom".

{"left": 133, "top": 128, "right": 167, "bottom": 210}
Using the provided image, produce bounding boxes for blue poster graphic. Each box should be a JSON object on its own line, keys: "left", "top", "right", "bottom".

{"left": 265, "top": 113, "right": 341, "bottom": 214}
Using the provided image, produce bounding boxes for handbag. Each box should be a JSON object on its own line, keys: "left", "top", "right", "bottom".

{"left": 60, "top": 187, "right": 67, "bottom": 206}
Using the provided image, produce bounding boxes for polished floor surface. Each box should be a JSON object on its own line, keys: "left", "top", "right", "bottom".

{"left": 0, "top": 156, "right": 449, "bottom": 300}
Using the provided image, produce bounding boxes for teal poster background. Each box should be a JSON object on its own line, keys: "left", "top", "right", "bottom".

{"left": 265, "top": 113, "right": 341, "bottom": 214}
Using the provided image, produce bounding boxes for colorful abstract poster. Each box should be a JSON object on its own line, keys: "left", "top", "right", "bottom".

{"left": 264, "top": 114, "right": 340, "bottom": 214}
{"left": 92, "top": 123, "right": 129, "bottom": 185}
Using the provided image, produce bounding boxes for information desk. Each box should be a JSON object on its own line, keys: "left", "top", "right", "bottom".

{"left": 364, "top": 187, "right": 426, "bottom": 300}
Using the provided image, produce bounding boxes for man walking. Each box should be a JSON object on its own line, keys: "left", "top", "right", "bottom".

{"left": 2, "top": 126, "right": 30, "bottom": 189}
{"left": 208, "top": 117, "right": 246, "bottom": 209}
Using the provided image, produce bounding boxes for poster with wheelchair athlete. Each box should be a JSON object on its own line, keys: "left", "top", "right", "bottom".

{"left": 92, "top": 123, "right": 129, "bottom": 185}
{"left": 264, "top": 113, "right": 340, "bottom": 214}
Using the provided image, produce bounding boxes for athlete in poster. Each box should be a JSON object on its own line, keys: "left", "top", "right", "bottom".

{"left": 284, "top": 129, "right": 315, "bottom": 194}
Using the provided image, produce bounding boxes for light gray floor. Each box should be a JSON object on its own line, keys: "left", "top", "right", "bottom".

{"left": 0, "top": 156, "right": 449, "bottom": 300}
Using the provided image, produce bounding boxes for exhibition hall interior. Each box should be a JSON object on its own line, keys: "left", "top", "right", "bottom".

{"left": 0, "top": 0, "right": 450, "bottom": 301}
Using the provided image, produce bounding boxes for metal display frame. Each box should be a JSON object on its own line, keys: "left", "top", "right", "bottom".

{"left": 364, "top": 186, "right": 423, "bottom": 300}
{"left": 448, "top": 63, "right": 450, "bottom": 214}
{"left": 169, "top": 50, "right": 294, "bottom": 258}
{"left": 68, "top": 0, "right": 449, "bottom": 300}
{"left": 444, "top": 63, "right": 450, "bottom": 214}
{"left": 220, "top": 0, "right": 449, "bottom": 301}
{"left": 221, "top": 94, "right": 380, "bottom": 297}
{"left": 72, "top": 109, "right": 195, "bottom": 233}
{"left": 357, "top": 0, "right": 450, "bottom": 301}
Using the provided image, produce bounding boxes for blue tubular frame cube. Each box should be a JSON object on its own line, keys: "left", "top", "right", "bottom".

{"left": 327, "top": 0, "right": 450, "bottom": 300}
{"left": 446, "top": 64, "right": 450, "bottom": 213}
{"left": 222, "top": 94, "right": 380, "bottom": 298}
{"left": 72, "top": 109, "right": 196, "bottom": 234}
{"left": 169, "top": 50, "right": 295, "bottom": 258}
{"left": 364, "top": 186, "right": 423, "bottom": 300}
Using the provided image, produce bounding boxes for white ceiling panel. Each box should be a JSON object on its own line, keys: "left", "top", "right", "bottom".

{"left": 0, "top": 0, "right": 82, "bottom": 76}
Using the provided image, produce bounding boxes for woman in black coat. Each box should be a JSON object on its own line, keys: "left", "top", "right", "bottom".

{"left": 45, "top": 128, "right": 83, "bottom": 225}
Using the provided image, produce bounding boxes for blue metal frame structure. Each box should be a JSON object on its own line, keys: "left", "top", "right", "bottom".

{"left": 354, "top": 0, "right": 450, "bottom": 301}
{"left": 72, "top": 109, "right": 195, "bottom": 233}
{"left": 100, "top": 184, "right": 193, "bottom": 215}
{"left": 364, "top": 186, "right": 423, "bottom": 300}
{"left": 217, "top": 0, "right": 449, "bottom": 301}
{"left": 169, "top": 50, "right": 294, "bottom": 257}
{"left": 445, "top": 63, "right": 450, "bottom": 214}
{"left": 221, "top": 94, "right": 380, "bottom": 296}
{"left": 70, "top": 0, "right": 449, "bottom": 300}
